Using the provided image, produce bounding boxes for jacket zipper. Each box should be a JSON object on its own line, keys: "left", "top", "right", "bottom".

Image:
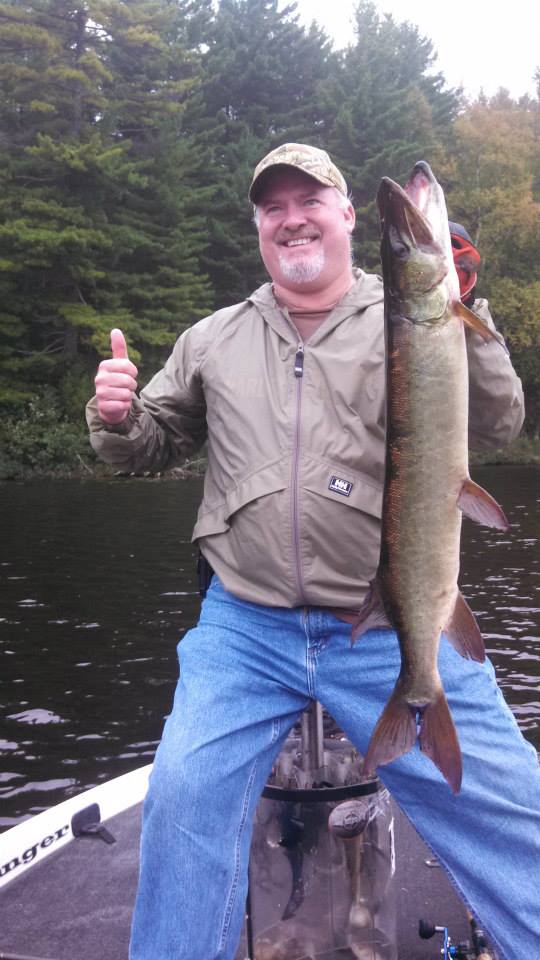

{"left": 292, "top": 342, "right": 307, "bottom": 604}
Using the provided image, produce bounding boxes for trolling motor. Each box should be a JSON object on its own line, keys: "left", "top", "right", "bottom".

{"left": 238, "top": 701, "right": 397, "bottom": 960}
{"left": 419, "top": 915, "right": 493, "bottom": 960}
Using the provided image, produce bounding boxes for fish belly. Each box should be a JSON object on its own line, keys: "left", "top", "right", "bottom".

{"left": 362, "top": 311, "right": 469, "bottom": 793}
{"left": 382, "top": 310, "right": 469, "bottom": 691}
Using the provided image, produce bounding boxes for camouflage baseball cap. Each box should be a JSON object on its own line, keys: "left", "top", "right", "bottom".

{"left": 249, "top": 143, "right": 348, "bottom": 203}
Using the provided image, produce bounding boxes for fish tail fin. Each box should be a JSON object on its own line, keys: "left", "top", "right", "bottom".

{"left": 364, "top": 688, "right": 463, "bottom": 794}
{"left": 363, "top": 691, "right": 418, "bottom": 776}
{"left": 419, "top": 692, "right": 462, "bottom": 793}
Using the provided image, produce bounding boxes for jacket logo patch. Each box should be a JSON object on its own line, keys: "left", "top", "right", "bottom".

{"left": 329, "top": 476, "right": 353, "bottom": 497}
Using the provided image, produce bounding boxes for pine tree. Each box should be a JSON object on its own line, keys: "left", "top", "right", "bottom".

{"left": 438, "top": 91, "right": 540, "bottom": 435}
{"left": 0, "top": 0, "right": 112, "bottom": 404}
{"left": 0, "top": 0, "right": 212, "bottom": 414}
{"left": 183, "top": 0, "right": 336, "bottom": 306}
{"left": 319, "top": 0, "right": 460, "bottom": 267}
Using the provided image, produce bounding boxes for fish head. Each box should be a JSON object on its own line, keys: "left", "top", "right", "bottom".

{"left": 377, "top": 161, "right": 459, "bottom": 324}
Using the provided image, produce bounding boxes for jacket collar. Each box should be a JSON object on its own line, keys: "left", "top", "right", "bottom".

{"left": 247, "top": 268, "right": 384, "bottom": 345}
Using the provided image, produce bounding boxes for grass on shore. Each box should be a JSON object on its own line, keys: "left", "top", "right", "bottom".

{"left": 1, "top": 433, "right": 539, "bottom": 482}
{"left": 470, "top": 435, "right": 540, "bottom": 466}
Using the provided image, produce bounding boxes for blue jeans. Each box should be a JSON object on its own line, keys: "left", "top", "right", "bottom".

{"left": 130, "top": 578, "right": 540, "bottom": 960}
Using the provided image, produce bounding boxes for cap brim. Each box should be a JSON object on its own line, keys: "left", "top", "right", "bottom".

{"left": 249, "top": 164, "right": 335, "bottom": 203}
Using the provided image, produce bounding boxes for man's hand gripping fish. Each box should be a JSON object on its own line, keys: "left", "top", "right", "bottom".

{"left": 353, "top": 161, "right": 508, "bottom": 793}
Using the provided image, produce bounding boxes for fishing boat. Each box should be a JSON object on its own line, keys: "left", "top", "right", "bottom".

{"left": 0, "top": 704, "right": 485, "bottom": 960}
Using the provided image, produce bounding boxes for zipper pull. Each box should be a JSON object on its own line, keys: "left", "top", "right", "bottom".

{"left": 294, "top": 344, "right": 304, "bottom": 378}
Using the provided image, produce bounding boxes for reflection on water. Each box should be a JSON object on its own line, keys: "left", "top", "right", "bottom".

{"left": 459, "top": 467, "right": 540, "bottom": 738}
{"left": 0, "top": 466, "right": 539, "bottom": 828}
{"left": 0, "top": 477, "right": 203, "bottom": 828}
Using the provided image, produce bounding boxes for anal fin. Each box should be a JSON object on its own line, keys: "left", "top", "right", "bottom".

{"left": 445, "top": 591, "right": 485, "bottom": 662}
{"left": 458, "top": 478, "right": 509, "bottom": 531}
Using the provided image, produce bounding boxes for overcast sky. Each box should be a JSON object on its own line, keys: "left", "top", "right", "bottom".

{"left": 290, "top": 0, "right": 539, "bottom": 101}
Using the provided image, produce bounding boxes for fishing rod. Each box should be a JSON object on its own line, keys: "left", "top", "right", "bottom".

{"left": 419, "top": 915, "right": 494, "bottom": 960}
{"left": 0, "top": 952, "right": 58, "bottom": 960}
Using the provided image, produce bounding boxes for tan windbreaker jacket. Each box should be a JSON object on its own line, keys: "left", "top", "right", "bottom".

{"left": 86, "top": 269, "right": 525, "bottom": 610}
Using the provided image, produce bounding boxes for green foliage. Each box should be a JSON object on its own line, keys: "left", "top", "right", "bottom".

{"left": 320, "top": 0, "right": 460, "bottom": 266}
{"left": 487, "top": 278, "right": 540, "bottom": 436}
{"left": 439, "top": 94, "right": 540, "bottom": 435}
{"left": 0, "top": 0, "right": 539, "bottom": 473}
{"left": 183, "top": 0, "right": 337, "bottom": 304}
{"left": 0, "top": 386, "right": 90, "bottom": 478}
{"left": 470, "top": 435, "right": 540, "bottom": 465}
{"left": 0, "top": 0, "right": 212, "bottom": 412}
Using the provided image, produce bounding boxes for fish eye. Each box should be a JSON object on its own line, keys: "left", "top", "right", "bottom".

{"left": 392, "top": 239, "right": 409, "bottom": 257}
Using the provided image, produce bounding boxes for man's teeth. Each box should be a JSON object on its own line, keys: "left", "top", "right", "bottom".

{"left": 286, "top": 238, "right": 313, "bottom": 247}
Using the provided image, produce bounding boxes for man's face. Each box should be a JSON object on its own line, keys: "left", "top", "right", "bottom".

{"left": 255, "top": 168, "right": 355, "bottom": 294}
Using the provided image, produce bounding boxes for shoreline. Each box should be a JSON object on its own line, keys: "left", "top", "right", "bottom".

{"left": 1, "top": 439, "right": 539, "bottom": 482}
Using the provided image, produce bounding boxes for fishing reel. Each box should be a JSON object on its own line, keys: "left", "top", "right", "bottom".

{"left": 419, "top": 917, "right": 493, "bottom": 960}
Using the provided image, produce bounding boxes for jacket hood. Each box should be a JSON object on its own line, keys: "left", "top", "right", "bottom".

{"left": 247, "top": 268, "right": 384, "bottom": 344}
{"left": 249, "top": 268, "right": 383, "bottom": 312}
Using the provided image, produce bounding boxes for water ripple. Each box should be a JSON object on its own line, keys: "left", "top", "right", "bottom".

{"left": 7, "top": 709, "right": 67, "bottom": 725}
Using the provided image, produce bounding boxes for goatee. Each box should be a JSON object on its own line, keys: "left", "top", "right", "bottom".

{"left": 278, "top": 250, "right": 325, "bottom": 284}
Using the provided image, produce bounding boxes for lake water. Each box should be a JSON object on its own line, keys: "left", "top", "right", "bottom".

{"left": 1, "top": 467, "right": 539, "bottom": 828}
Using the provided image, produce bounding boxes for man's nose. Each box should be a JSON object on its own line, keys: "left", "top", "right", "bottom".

{"left": 281, "top": 205, "right": 308, "bottom": 230}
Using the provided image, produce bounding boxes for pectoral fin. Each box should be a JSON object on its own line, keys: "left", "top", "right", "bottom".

{"left": 444, "top": 591, "right": 485, "bottom": 662}
{"left": 456, "top": 301, "right": 506, "bottom": 351}
{"left": 458, "top": 478, "right": 509, "bottom": 531}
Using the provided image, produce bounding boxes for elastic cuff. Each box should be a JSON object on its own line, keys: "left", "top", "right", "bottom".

{"left": 102, "top": 407, "right": 137, "bottom": 435}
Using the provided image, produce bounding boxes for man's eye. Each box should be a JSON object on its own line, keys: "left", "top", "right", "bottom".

{"left": 305, "top": 199, "right": 320, "bottom": 206}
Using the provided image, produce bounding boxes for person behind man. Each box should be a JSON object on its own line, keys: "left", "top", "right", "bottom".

{"left": 86, "top": 144, "right": 539, "bottom": 960}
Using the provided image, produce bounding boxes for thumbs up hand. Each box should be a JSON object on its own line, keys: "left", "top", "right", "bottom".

{"left": 95, "top": 329, "right": 139, "bottom": 425}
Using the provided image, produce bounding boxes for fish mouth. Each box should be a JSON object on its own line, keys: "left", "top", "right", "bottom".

{"left": 404, "top": 160, "right": 438, "bottom": 216}
{"left": 377, "top": 170, "right": 435, "bottom": 254}
{"left": 377, "top": 160, "right": 451, "bottom": 303}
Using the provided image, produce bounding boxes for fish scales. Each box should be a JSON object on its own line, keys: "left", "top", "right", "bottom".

{"left": 353, "top": 161, "right": 509, "bottom": 793}
{"left": 384, "top": 313, "right": 466, "bottom": 695}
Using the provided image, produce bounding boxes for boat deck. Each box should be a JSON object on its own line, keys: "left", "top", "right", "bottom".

{"left": 0, "top": 801, "right": 474, "bottom": 960}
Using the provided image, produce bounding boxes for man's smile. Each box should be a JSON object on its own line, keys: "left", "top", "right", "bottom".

{"left": 255, "top": 168, "right": 355, "bottom": 294}
{"left": 279, "top": 235, "right": 319, "bottom": 248}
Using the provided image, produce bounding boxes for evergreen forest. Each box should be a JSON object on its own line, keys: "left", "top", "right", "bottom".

{"left": 1, "top": 0, "right": 539, "bottom": 476}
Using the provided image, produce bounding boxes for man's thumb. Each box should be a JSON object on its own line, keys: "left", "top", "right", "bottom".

{"left": 110, "top": 328, "right": 128, "bottom": 360}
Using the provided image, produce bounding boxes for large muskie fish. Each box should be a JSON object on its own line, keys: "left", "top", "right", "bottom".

{"left": 354, "top": 161, "right": 508, "bottom": 793}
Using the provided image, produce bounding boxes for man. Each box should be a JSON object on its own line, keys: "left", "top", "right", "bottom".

{"left": 86, "top": 144, "right": 539, "bottom": 960}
